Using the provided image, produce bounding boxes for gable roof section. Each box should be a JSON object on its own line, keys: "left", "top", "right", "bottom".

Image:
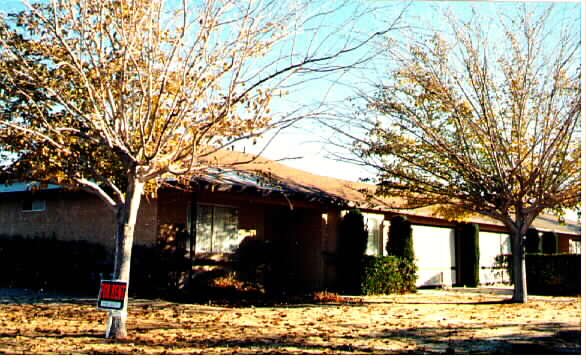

{"left": 196, "top": 150, "right": 581, "bottom": 236}
{"left": 1, "top": 150, "right": 579, "bottom": 236}
{"left": 195, "top": 149, "right": 390, "bottom": 206}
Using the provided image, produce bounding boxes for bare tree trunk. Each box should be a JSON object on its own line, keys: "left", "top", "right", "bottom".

{"left": 510, "top": 229, "right": 528, "bottom": 303}
{"left": 105, "top": 175, "right": 145, "bottom": 339}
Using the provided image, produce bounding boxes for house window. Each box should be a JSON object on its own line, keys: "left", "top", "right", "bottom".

{"left": 22, "top": 199, "right": 46, "bottom": 212}
{"left": 365, "top": 217, "right": 382, "bottom": 256}
{"left": 569, "top": 239, "right": 581, "bottom": 254}
{"left": 195, "top": 205, "right": 239, "bottom": 253}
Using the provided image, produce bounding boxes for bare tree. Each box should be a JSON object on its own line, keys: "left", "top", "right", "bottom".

{"left": 0, "top": 0, "right": 406, "bottom": 337}
{"left": 323, "top": 4, "right": 580, "bottom": 303}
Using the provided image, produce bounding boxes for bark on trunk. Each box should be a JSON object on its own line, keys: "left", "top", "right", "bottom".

{"left": 105, "top": 176, "right": 145, "bottom": 339}
{"left": 510, "top": 229, "right": 528, "bottom": 303}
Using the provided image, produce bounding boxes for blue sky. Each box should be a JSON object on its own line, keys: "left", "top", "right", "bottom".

{"left": 246, "top": 0, "right": 581, "bottom": 183}
{"left": 1, "top": 0, "right": 581, "bottom": 184}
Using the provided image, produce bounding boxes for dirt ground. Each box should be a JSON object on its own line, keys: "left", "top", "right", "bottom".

{"left": 0, "top": 287, "right": 582, "bottom": 355}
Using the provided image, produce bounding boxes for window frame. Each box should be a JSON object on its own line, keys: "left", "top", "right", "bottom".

{"left": 22, "top": 198, "right": 47, "bottom": 212}
{"left": 192, "top": 203, "right": 240, "bottom": 254}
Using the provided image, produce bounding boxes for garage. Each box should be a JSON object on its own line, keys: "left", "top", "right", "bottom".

{"left": 478, "top": 231, "right": 511, "bottom": 285}
{"left": 412, "top": 225, "right": 456, "bottom": 287}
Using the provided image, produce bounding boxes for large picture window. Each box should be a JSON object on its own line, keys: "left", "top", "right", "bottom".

{"left": 195, "top": 205, "right": 239, "bottom": 253}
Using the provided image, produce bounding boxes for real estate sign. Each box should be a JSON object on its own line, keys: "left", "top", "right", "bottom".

{"left": 97, "top": 280, "right": 127, "bottom": 311}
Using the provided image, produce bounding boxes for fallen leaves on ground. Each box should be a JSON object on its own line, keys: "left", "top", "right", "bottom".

{"left": 0, "top": 290, "right": 581, "bottom": 355}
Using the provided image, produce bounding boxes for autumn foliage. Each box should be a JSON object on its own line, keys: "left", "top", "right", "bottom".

{"left": 343, "top": 4, "right": 580, "bottom": 303}
{"left": 0, "top": 0, "right": 401, "bottom": 337}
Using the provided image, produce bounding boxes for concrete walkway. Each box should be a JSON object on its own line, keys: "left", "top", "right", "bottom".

{"left": 447, "top": 286, "right": 514, "bottom": 296}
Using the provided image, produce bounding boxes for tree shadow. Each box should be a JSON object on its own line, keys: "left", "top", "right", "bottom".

{"left": 363, "top": 321, "right": 581, "bottom": 355}
{"left": 47, "top": 321, "right": 580, "bottom": 355}
{"left": 2, "top": 317, "right": 580, "bottom": 355}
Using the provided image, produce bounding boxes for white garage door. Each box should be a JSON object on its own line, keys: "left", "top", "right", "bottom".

{"left": 479, "top": 232, "right": 511, "bottom": 285}
{"left": 412, "top": 225, "right": 456, "bottom": 287}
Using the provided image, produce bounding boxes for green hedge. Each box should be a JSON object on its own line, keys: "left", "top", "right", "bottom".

{"left": 0, "top": 234, "right": 190, "bottom": 297}
{"left": 526, "top": 254, "right": 581, "bottom": 295}
{"left": 0, "top": 234, "right": 111, "bottom": 295}
{"left": 499, "top": 254, "right": 580, "bottom": 295}
{"left": 231, "top": 235, "right": 283, "bottom": 293}
{"left": 337, "top": 210, "right": 368, "bottom": 294}
{"left": 360, "top": 255, "right": 417, "bottom": 295}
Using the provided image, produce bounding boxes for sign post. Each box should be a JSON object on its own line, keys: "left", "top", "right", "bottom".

{"left": 97, "top": 280, "right": 128, "bottom": 311}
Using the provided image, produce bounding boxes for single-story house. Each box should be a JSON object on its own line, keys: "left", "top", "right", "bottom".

{"left": 0, "top": 150, "right": 581, "bottom": 291}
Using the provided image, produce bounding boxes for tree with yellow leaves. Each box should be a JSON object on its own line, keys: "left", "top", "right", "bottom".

{"left": 331, "top": 4, "right": 580, "bottom": 303}
{"left": 0, "top": 0, "right": 406, "bottom": 337}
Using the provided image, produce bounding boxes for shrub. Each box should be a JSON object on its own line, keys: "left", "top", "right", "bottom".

{"left": 337, "top": 210, "right": 368, "bottom": 294}
{"left": 497, "top": 254, "right": 580, "bottom": 295}
{"left": 458, "top": 223, "right": 480, "bottom": 287}
{"left": 525, "top": 254, "right": 580, "bottom": 295}
{"left": 360, "top": 255, "right": 417, "bottom": 295}
{"left": 386, "top": 216, "right": 414, "bottom": 260}
{"left": 232, "top": 236, "right": 272, "bottom": 284}
{"left": 541, "top": 232, "right": 558, "bottom": 254}
{"left": 230, "top": 236, "right": 291, "bottom": 295}
{"left": 525, "top": 228, "right": 541, "bottom": 254}
{"left": 0, "top": 234, "right": 111, "bottom": 294}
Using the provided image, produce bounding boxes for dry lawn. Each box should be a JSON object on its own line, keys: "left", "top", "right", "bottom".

{"left": 0, "top": 289, "right": 581, "bottom": 355}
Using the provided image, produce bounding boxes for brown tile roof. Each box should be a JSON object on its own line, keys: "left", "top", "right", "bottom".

{"left": 198, "top": 149, "right": 580, "bottom": 236}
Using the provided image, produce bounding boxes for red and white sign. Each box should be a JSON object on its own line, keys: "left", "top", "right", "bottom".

{"left": 97, "top": 280, "right": 127, "bottom": 311}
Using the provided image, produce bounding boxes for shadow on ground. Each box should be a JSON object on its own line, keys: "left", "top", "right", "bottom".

{"left": 0, "top": 320, "right": 578, "bottom": 355}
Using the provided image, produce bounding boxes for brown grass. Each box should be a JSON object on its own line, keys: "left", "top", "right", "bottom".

{"left": 0, "top": 290, "right": 581, "bottom": 355}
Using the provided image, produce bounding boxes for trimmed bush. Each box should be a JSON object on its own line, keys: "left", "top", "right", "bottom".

{"left": 0, "top": 234, "right": 111, "bottom": 294}
{"left": 337, "top": 210, "right": 368, "bottom": 294}
{"left": 458, "top": 223, "right": 480, "bottom": 287}
{"left": 525, "top": 254, "right": 580, "bottom": 295}
{"left": 386, "top": 215, "right": 414, "bottom": 260}
{"left": 232, "top": 236, "right": 272, "bottom": 284}
{"left": 0, "top": 233, "right": 192, "bottom": 298}
{"left": 229, "top": 236, "right": 292, "bottom": 295}
{"left": 497, "top": 254, "right": 580, "bottom": 295}
{"left": 525, "top": 228, "right": 541, "bottom": 254}
{"left": 541, "top": 232, "right": 558, "bottom": 254}
{"left": 361, "top": 255, "right": 417, "bottom": 295}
